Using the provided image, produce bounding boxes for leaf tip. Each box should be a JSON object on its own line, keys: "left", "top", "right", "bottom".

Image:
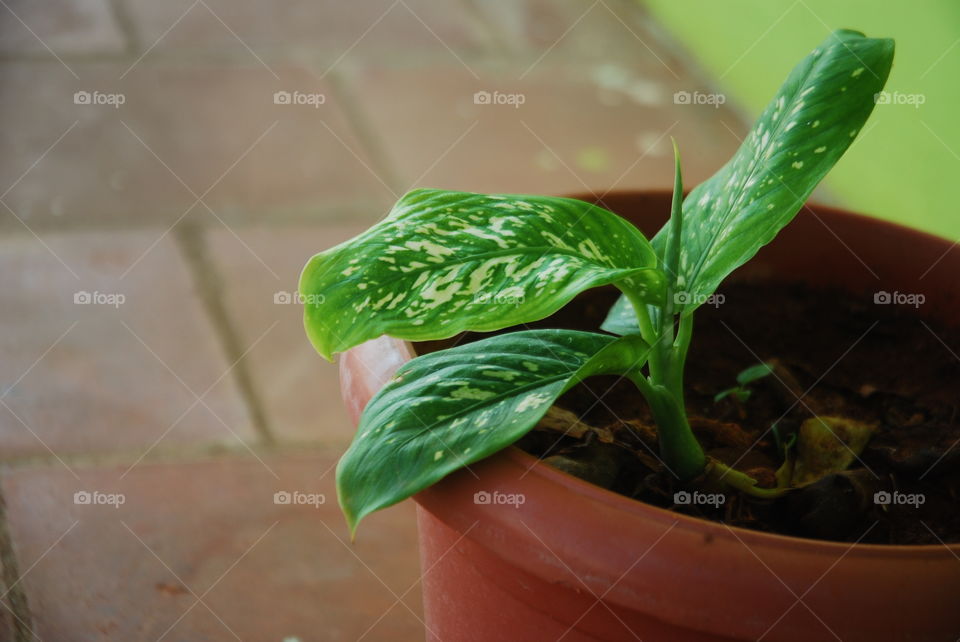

{"left": 344, "top": 512, "right": 360, "bottom": 542}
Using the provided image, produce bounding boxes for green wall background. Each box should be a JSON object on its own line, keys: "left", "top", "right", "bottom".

{"left": 644, "top": 0, "right": 960, "bottom": 238}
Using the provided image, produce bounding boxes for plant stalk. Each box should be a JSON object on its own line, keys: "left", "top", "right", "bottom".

{"left": 629, "top": 373, "right": 706, "bottom": 481}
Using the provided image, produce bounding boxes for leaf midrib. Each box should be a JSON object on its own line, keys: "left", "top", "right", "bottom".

{"left": 345, "top": 245, "right": 646, "bottom": 291}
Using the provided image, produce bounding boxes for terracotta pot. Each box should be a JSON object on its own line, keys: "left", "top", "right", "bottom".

{"left": 339, "top": 191, "right": 960, "bottom": 641}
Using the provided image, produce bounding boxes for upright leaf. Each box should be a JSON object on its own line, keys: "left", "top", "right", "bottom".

{"left": 662, "top": 138, "right": 685, "bottom": 318}
{"left": 660, "top": 29, "right": 893, "bottom": 314}
{"left": 301, "top": 189, "right": 665, "bottom": 359}
{"left": 337, "top": 329, "right": 651, "bottom": 532}
{"left": 605, "top": 30, "right": 894, "bottom": 326}
{"left": 602, "top": 141, "right": 684, "bottom": 336}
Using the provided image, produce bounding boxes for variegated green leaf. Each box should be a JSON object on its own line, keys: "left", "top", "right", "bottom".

{"left": 337, "top": 329, "right": 650, "bottom": 532}
{"left": 600, "top": 295, "right": 640, "bottom": 336}
{"left": 301, "top": 189, "right": 664, "bottom": 360}
{"left": 604, "top": 30, "right": 893, "bottom": 326}
{"left": 658, "top": 30, "right": 893, "bottom": 315}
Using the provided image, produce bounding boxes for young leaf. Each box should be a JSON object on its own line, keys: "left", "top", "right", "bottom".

{"left": 736, "top": 362, "right": 774, "bottom": 386}
{"left": 336, "top": 329, "right": 651, "bottom": 532}
{"left": 714, "top": 362, "right": 774, "bottom": 403}
{"left": 301, "top": 189, "right": 665, "bottom": 360}
{"left": 662, "top": 138, "right": 684, "bottom": 316}
{"left": 713, "top": 387, "right": 751, "bottom": 404}
{"left": 602, "top": 141, "right": 684, "bottom": 337}
{"left": 660, "top": 29, "right": 893, "bottom": 315}
{"left": 604, "top": 30, "right": 894, "bottom": 325}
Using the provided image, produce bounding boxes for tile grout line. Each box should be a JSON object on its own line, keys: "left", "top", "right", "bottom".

{"left": 106, "top": 0, "right": 142, "bottom": 57}
{"left": 0, "top": 493, "right": 34, "bottom": 641}
{"left": 0, "top": 440, "right": 348, "bottom": 475}
{"left": 173, "top": 221, "right": 277, "bottom": 447}
{"left": 0, "top": 202, "right": 379, "bottom": 236}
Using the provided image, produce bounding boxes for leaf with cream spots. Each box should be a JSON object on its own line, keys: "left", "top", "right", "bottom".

{"left": 301, "top": 190, "right": 665, "bottom": 359}
{"left": 604, "top": 30, "right": 893, "bottom": 329}
{"left": 336, "top": 329, "right": 651, "bottom": 532}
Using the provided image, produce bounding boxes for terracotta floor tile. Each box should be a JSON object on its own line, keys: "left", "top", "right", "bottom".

{"left": 0, "top": 62, "right": 392, "bottom": 231}
{"left": 0, "top": 0, "right": 126, "bottom": 56}
{"left": 119, "top": 0, "right": 488, "bottom": 66}
{"left": 206, "top": 223, "right": 375, "bottom": 445}
{"left": 0, "top": 229, "right": 255, "bottom": 459}
{"left": 344, "top": 62, "right": 744, "bottom": 198}
{"left": 1, "top": 452, "right": 423, "bottom": 640}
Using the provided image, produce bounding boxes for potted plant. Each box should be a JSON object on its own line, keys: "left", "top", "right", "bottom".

{"left": 300, "top": 30, "right": 960, "bottom": 641}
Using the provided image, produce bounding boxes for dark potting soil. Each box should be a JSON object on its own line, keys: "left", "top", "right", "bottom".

{"left": 418, "top": 281, "right": 960, "bottom": 545}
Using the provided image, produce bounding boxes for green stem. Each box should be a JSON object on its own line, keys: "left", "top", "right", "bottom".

{"left": 626, "top": 291, "right": 665, "bottom": 381}
{"left": 629, "top": 373, "right": 706, "bottom": 481}
{"left": 664, "top": 313, "right": 693, "bottom": 407}
{"left": 705, "top": 459, "right": 789, "bottom": 499}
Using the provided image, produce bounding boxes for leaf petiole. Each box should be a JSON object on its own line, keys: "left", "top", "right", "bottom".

{"left": 627, "top": 371, "right": 705, "bottom": 481}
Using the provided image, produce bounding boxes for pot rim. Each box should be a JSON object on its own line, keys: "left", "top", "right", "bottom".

{"left": 489, "top": 445, "right": 959, "bottom": 556}
{"left": 401, "top": 189, "right": 960, "bottom": 555}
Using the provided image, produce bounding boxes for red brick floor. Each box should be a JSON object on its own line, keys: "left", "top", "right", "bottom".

{"left": 0, "top": 0, "right": 743, "bottom": 639}
{"left": 2, "top": 453, "right": 422, "bottom": 641}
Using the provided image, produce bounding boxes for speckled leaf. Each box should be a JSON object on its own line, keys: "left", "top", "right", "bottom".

{"left": 337, "top": 329, "right": 650, "bottom": 532}
{"left": 300, "top": 189, "right": 664, "bottom": 360}
{"left": 600, "top": 295, "right": 640, "bottom": 336}
{"left": 604, "top": 31, "right": 892, "bottom": 325}
{"left": 660, "top": 30, "right": 893, "bottom": 315}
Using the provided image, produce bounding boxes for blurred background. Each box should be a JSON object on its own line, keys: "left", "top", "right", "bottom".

{"left": 0, "top": 0, "right": 956, "bottom": 639}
